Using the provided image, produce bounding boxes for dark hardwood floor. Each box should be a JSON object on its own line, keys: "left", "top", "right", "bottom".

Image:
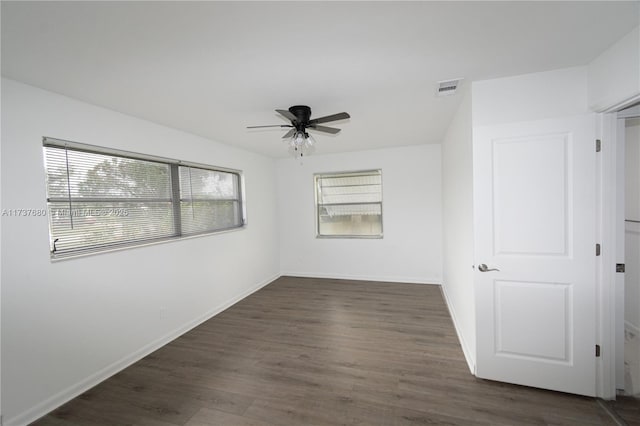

{"left": 33, "top": 276, "right": 617, "bottom": 425}
{"left": 607, "top": 396, "right": 640, "bottom": 425}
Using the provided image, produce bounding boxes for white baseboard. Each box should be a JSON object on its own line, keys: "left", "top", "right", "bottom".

{"left": 439, "top": 284, "right": 476, "bottom": 375}
{"left": 280, "top": 271, "right": 441, "bottom": 285}
{"left": 6, "top": 273, "right": 280, "bottom": 426}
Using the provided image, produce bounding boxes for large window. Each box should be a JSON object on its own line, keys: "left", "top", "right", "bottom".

{"left": 314, "top": 170, "right": 383, "bottom": 238}
{"left": 43, "top": 138, "right": 245, "bottom": 258}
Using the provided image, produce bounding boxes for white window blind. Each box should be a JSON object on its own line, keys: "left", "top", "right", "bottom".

{"left": 43, "top": 138, "right": 244, "bottom": 257}
{"left": 314, "top": 170, "right": 383, "bottom": 238}
{"left": 179, "top": 166, "right": 243, "bottom": 235}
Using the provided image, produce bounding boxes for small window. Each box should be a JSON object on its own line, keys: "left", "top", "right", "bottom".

{"left": 314, "top": 170, "right": 383, "bottom": 238}
{"left": 179, "top": 166, "right": 242, "bottom": 235}
{"left": 43, "top": 137, "right": 245, "bottom": 258}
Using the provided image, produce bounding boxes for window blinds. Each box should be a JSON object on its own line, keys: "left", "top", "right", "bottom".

{"left": 43, "top": 138, "right": 244, "bottom": 257}
{"left": 179, "top": 166, "right": 242, "bottom": 235}
{"left": 315, "top": 170, "right": 383, "bottom": 237}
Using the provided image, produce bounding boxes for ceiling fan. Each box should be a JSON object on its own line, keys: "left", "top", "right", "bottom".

{"left": 247, "top": 105, "right": 350, "bottom": 158}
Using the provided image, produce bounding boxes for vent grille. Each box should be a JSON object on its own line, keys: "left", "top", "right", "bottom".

{"left": 436, "top": 78, "right": 463, "bottom": 96}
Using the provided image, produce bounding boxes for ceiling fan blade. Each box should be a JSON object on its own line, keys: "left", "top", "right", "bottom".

{"left": 247, "top": 124, "right": 293, "bottom": 129}
{"left": 309, "top": 112, "right": 350, "bottom": 125}
{"left": 282, "top": 128, "right": 295, "bottom": 139}
{"left": 308, "top": 124, "right": 341, "bottom": 134}
{"left": 276, "top": 109, "right": 298, "bottom": 123}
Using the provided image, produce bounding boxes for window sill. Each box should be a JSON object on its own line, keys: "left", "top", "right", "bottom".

{"left": 315, "top": 234, "right": 383, "bottom": 239}
{"left": 50, "top": 225, "right": 247, "bottom": 262}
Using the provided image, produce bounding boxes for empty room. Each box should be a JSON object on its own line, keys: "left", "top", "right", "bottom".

{"left": 1, "top": 1, "right": 639, "bottom": 425}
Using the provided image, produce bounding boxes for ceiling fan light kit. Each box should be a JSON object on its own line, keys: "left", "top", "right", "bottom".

{"left": 248, "top": 105, "right": 350, "bottom": 159}
{"left": 288, "top": 130, "right": 316, "bottom": 158}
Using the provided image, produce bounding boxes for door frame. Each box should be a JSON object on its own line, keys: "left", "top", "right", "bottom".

{"left": 597, "top": 94, "right": 640, "bottom": 400}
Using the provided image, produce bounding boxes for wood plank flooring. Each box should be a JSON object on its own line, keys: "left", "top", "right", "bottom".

{"left": 606, "top": 396, "right": 640, "bottom": 425}
{"left": 33, "top": 276, "right": 617, "bottom": 425}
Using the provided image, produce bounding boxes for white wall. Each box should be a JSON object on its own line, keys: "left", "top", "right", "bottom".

{"left": 625, "top": 118, "right": 640, "bottom": 332}
{"left": 277, "top": 145, "right": 442, "bottom": 284}
{"left": 588, "top": 26, "right": 640, "bottom": 112}
{"left": 1, "top": 79, "right": 280, "bottom": 426}
{"left": 440, "top": 91, "right": 475, "bottom": 372}
{"left": 473, "top": 66, "right": 589, "bottom": 126}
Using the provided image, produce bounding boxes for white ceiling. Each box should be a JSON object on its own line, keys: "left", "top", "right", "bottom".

{"left": 2, "top": 1, "right": 638, "bottom": 158}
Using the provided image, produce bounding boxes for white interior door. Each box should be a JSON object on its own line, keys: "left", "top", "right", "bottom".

{"left": 474, "top": 114, "right": 596, "bottom": 396}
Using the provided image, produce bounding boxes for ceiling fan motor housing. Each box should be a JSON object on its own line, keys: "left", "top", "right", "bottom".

{"left": 289, "top": 105, "right": 312, "bottom": 128}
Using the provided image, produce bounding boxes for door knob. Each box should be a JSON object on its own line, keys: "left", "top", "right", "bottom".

{"left": 478, "top": 263, "right": 500, "bottom": 272}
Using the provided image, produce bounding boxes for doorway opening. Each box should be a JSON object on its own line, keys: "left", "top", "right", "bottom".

{"left": 604, "top": 104, "right": 640, "bottom": 425}
{"left": 622, "top": 111, "right": 640, "bottom": 397}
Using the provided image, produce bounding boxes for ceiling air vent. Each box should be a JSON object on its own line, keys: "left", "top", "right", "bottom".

{"left": 436, "top": 78, "right": 463, "bottom": 97}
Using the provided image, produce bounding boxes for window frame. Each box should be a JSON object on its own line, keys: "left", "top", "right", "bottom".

{"left": 177, "top": 164, "right": 245, "bottom": 236}
{"left": 314, "top": 169, "right": 383, "bottom": 239}
{"left": 43, "top": 137, "right": 246, "bottom": 259}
